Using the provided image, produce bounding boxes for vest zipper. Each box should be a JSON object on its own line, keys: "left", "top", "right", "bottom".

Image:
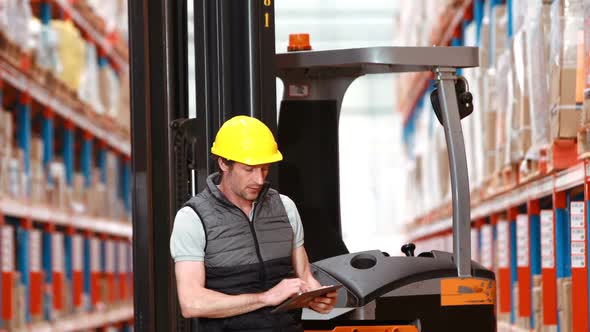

{"left": 241, "top": 203, "right": 267, "bottom": 285}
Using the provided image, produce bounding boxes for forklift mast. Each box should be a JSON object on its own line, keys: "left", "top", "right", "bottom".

{"left": 129, "top": 1, "right": 284, "bottom": 330}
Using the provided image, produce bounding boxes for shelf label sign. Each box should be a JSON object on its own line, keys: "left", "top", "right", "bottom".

{"left": 30, "top": 229, "right": 42, "bottom": 272}
{"left": 52, "top": 233, "right": 64, "bottom": 273}
{"left": 541, "top": 210, "right": 555, "bottom": 268}
{"left": 497, "top": 219, "right": 509, "bottom": 268}
{"left": 517, "top": 214, "right": 529, "bottom": 267}
{"left": 72, "top": 234, "right": 84, "bottom": 271}
{"left": 480, "top": 224, "right": 493, "bottom": 269}
{"left": 570, "top": 201, "right": 586, "bottom": 268}
{"left": 2, "top": 225, "right": 14, "bottom": 272}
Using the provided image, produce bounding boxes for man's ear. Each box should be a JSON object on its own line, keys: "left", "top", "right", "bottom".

{"left": 218, "top": 158, "right": 229, "bottom": 172}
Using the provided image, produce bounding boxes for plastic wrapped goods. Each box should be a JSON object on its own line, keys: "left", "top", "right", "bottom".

{"left": 483, "top": 68, "right": 498, "bottom": 179}
{"left": 5, "top": 0, "right": 33, "bottom": 51}
{"left": 78, "top": 41, "right": 103, "bottom": 114}
{"left": 581, "top": 1, "right": 590, "bottom": 123}
{"left": 512, "top": 27, "right": 532, "bottom": 160}
{"left": 495, "top": 51, "right": 510, "bottom": 172}
{"left": 548, "top": 0, "right": 583, "bottom": 139}
{"left": 578, "top": 1, "right": 590, "bottom": 155}
{"left": 524, "top": 5, "right": 551, "bottom": 160}
{"left": 490, "top": 5, "right": 508, "bottom": 67}
{"left": 99, "top": 64, "right": 120, "bottom": 120}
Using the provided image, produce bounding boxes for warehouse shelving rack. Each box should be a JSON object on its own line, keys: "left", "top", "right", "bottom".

{"left": 408, "top": 159, "right": 590, "bottom": 332}
{"left": 0, "top": 1, "right": 133, "bottom": 331}
{"left": 403, "top": 1, "right": 589, "bottom": 331}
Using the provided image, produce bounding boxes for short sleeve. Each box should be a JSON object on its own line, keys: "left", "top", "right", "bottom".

{"left": 170, "top": 206, "right": 206, "bottom": 262}
{"left": 280, "top": 194, "right": 304, "bottom": 248}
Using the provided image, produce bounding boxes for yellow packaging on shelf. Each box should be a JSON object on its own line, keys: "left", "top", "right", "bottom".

{"left": 52, "top": 19, "right": 86, "bottom": 91}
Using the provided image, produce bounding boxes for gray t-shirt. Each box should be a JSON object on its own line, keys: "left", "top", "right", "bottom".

{"left": 170, "top": 194, "right": 304, "bottom": 262}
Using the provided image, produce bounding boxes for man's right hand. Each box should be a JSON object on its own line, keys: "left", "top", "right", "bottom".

{"left": 262, "top": 278, "right": 308, "bottom": 306}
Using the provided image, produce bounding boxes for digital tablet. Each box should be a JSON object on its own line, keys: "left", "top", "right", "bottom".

{"left": 270, "top": 284, "right": 342, "bottom": 313}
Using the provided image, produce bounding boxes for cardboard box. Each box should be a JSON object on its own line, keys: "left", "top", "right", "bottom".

{"left": 551, "top": 67, "right": 579, "bottom": 109}
{"left": 48, "top": 161, "right": 67, "bottom": 210}
{"left": 551, "top": 107, "right": 581, "bottom": 139}
{"left": 30, "top": 137, "right": 43, "bottom": 163}
{"left": 557, "top": 277, "right": 572, "bottom": 332}
{"left": 30, "top": 160, "right": 46, "bottom": 205}
{"left": 533, "top": 285, "right": 543, "bottom": 310}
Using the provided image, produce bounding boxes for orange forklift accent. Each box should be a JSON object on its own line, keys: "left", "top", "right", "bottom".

{"left": 305, "top": 326, "right": 418, "bottom": 332}
{"left": 288, "top": 33, "right": 312, "bottom": 52}
{"left": 440, "top": 278, "right": 496, "bottom": 306}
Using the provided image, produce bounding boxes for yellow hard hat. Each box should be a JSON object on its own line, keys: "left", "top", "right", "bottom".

{"left": 211, "top": 115, "right": 283, "bottom": 165}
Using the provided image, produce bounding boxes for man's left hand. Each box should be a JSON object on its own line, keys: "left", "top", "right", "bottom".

{"left": 308, "top": 291, "right": 338, "bottom": 314}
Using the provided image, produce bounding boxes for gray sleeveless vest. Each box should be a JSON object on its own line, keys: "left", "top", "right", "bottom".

{"left": 184, "top": 172, "right": 303, "bottom": 332}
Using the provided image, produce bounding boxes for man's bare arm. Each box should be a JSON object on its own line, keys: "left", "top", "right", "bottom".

{"left": 175, "top": 261, "right": 305, "bottom": 318}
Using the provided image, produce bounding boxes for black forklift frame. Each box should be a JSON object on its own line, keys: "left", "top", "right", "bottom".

{"left": 128, "top": 1, "right": 279, "bottom": 330}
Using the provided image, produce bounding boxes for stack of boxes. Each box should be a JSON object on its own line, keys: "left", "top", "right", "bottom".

{"left": 547, "top": 0, "right": 584, "bottom": 168}
{"left": 578, "top": 2, "right": 590, "bottom": 156}
{"left": 520, "top": 2, "right": 552, "bottom": 180}
{"left": 451, "top": 0, "right": 586, "bottom": 191}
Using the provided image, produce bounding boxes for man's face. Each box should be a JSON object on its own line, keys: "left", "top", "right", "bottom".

{"left": 221, "top": 161, "right": 270, "bottom": 202}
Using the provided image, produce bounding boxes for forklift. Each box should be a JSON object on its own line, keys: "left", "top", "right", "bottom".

{"left": 128, "top": 1, "right": 496, "bottom": 331}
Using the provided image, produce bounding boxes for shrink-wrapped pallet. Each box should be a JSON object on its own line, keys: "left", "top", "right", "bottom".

{"left": 495, "top": 52, "right": 510, "bottom": 174}
{"left": 523, "top": 5, "right": 552, "bottom": 164}
{"left": 483, "top": 67, "right": 498, "bottom": 180}
{"left": 549, "top": 0, "right": 584, "bottom": 140}
{"left": 490, "top": 5, "right": 508, "bottom": 67}
{"left": 577, "top": 3, "right": 590, "bottom": 156}
{"left": 513, "top": 28, "right": 531, "bottom": 161}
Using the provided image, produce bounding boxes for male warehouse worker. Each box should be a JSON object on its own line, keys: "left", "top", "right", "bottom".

{"left": 170, "top": 115, "right": 338, "bottom": 331}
